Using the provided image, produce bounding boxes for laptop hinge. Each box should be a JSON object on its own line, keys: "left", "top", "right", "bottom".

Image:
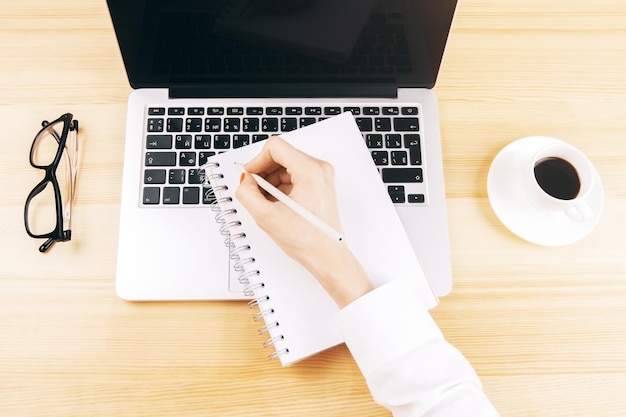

{"left": 169, "top": 84, "right": 397, "bottom": 99}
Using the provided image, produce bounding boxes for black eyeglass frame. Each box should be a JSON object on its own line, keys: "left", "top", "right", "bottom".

{"left": 24, "top": 113, "right": 79, "bottom": 253}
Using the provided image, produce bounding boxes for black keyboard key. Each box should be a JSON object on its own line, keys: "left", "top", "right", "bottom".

{"left": 147, "top": 118, "right": 164, "bottom": 132}
{"left": 385, "top": 133, "right": 402, "bottom": 148}
{"left": 167, "top": 118, "right": 184, "bottom": 132}
{"left": 382, "top": 167, "right": 423, "bottom": 183}
{"left": 195, "top": 135, "right": 212, "bottom": 149}
{"left": 199, "top": 151, "right": 215, "bottom": 166}
{"left": 393, "top": 117, "right": 419, "bottom": 132}
{"left": 183, "top": 187, "right": 200, "bottom": 204}
{"left": 207, "top": 107, "right": 224, "bottom": 115}
{"left": 205, "top": 117, "right": 222, "bottom": 132}
{"left": 383, "top": 107, "right": 400, "bottom": 115}
{"left": 179, "top": 152, "right": 197, "bottom": 166}
{"left": 266, "top": 107, "right": 283, "bottom": 115}
{"left": 169, "top": 169, "right": 186, "bottom": 184}
{"left": 305, "top": 107, "right": 322, "bottom": 115}
{"left": 246, "top": 107, "right": 263, "bottom": 115}
{"left": 401, "top": 106, "right": 419, "bottom": 115}
{"left": 300, "top": 118, "right": 317, "bottom": 128}
{"left": 243, "top": 118, "right": 260, "bottom": 132}
{"left": 281, "top": 117, "right": 298, "bottom": 132}
{"left": 214, "top": 135, "right": 231, "bottom": 149}
{"left": 224, "top": 118, "right": 240, "bottom": 132}
{"left": 148, "top": 108, "right": 165, "bottom": 115}
{"left": 404, "top": 134, "right": 422, "bottom": 165}
{"left": 374, "top": 117, "right": 392, "bottom": 131}
{"left": 366, "top": 134, "right": 383, "bottom": 148}
{"left": 144, "top": 169, "right": 167, "bottom": 184}
{"left": 185, "top": 118, "right": 202, "bottom": 132}
{"left": 163, "top": 187, "right": 180, "bottom": 204}
{"left": 252, "top": 134, "right": 269, "bottom": 143}
{"left": 227, "top": 107, "right": 244, "bottom": 115}
{"left": 371, "top": 151, "right": 388, "bottom": 165}
{"left": 143, "top": 187, "right": 160, "bottom": 204}
{"left": 188, "top": 169, "right": 203, "bottom": 184}
{"left": 188, "top": 107, "right": 204, "bottom": 116}
{"left": 168, "top": 108, "right": 185, "bottom": 115}
{"left": 388, "top": 185, "right": 406, "bottom": 203}
{"left": 355, "top": 117, "right": 373, "bottom": 132}
{"left": 324, "top": 107, "right": 342, "bottom": 115}
{"left": 175, "top": 134, "right": 192, "bottom": 149}
{"left": 343, "top": 106, "right": 361, "bottom": 115}
{"left": 391, "top": 151, "right": 408, "bottom": 165}
{"left": 364, "top": 107, "right": 380, "bottom": 115}
{"left": 233, "top": 135, "right": 250, "bottom": 148}
{"left": 146, "top": 152, "right": 176, "bottom": 166}
{"left": 408, "top": 194, "right": 425, "bottom": 203}
{"left": 262, "top": 117, "right": 279, "bottom": 132}
{"left": 146, "top": 135, "right": 172, "bottom": 149}
{"left": 286, "top": 107, "right": 303, "bottom": 115}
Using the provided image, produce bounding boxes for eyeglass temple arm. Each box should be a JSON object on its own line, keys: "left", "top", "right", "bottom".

{"left": 39, "top": 238, "right": 56, "bottom": 253}
{"left": 39, "top": 230, "right": 71, "bottom": 253}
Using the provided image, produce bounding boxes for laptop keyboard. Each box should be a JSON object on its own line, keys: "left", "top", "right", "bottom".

{"left": 142, "top": 105, "right": 426, "bottom": 206}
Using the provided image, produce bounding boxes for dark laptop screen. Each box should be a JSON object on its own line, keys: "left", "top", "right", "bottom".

{"left": 107, "top": 0, "right": 457, "bottom": 94}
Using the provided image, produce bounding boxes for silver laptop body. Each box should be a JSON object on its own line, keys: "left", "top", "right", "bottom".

{"left": 109, "top": 0, "right": 457, "bottom": 300}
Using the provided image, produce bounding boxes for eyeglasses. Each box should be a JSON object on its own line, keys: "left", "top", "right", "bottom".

{"left": 24, "top": 113, "right": 79, "bottom": 252}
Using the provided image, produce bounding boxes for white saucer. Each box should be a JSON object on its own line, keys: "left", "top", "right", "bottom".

{"left": 487, "top": 136, "right": 604, "bottom": 246}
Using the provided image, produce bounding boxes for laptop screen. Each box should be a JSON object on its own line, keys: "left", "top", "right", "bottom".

{"left": 107, "top": 0, "right": 457, "bottom": 94}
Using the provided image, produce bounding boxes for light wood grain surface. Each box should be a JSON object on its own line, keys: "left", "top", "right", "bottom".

{"left": 1, "top": 1, "right": 625, "bottom": 416}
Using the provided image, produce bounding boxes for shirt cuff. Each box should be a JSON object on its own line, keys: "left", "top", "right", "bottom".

{"left": 334, "top": 278, "right": 443, "bottom": 377}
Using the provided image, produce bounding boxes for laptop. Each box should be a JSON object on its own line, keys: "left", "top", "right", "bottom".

{"left": 108, "top": 0, "right": 457, "bottom": 301}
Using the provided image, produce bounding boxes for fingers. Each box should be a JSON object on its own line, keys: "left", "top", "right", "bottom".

{"left": 235, "top": 171, "right": 271, "bottom": 214}
{"left": 264, "top": 167, "right": 293, "bottom": 194}
{"left": 244, "top": 136, "right": 313, "bottom": 176}
{"left": 235, "top": 171, "right": 298, "bottom": 235}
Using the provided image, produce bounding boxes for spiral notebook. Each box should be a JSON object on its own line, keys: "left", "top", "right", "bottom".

{"left": 203, "top": 112, "right": 438, "bottom": 365}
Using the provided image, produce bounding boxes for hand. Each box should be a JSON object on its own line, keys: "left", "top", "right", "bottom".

{"left": 235, "top": 136, "right": 372, "bottom": 308}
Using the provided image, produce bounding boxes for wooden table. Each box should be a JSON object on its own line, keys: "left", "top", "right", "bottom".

{"left": 2, "top": 1, "right": 625, "bottom": 416}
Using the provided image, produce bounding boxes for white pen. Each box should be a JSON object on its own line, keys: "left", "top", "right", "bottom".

{"left": 236, "top": 163, "right": 344, "bottom": 243}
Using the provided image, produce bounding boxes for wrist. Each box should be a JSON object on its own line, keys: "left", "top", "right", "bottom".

{"left": 312, "top": 244, "right": 373, "bottom": 308}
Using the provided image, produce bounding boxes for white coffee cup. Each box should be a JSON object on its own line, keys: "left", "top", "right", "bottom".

{"left": 525, "top": 140, "right": 595, "bottom": 222}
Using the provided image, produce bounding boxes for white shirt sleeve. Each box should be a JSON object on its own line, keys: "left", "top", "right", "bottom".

{"left": 334, "top": 279, "right": 500, "bottom": 417}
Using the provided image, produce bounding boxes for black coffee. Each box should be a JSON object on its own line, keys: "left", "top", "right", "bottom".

{"left": 533, "top": 157, "right": 581, "bottom": 200}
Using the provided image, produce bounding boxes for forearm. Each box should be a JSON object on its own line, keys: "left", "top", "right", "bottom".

{"left": 335, "top": 279, "right": 500, "bottom": 417}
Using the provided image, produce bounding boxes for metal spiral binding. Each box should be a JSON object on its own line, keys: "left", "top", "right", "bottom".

{"left": 218, "top": 220, "right": 241, "bottom": 237}
{"left": 268, "top": 348, "right": 289, "bottom": 360}
{"left": 258, "top": 321, "right": 279, "bottom": 335}
{"left": 234, "top": 256, "right": 256, "bottom": 273}
{"left": 243, "top": 281, "right": 264, "bottom": 297}
{"left": 230, "top": 244, "right": 251, "bottom": 259}
{"left": 224, "top": 231, "right": 246, "bottom": 253}
{"left": 263, "top": 335, "right": 284, "bottom": 348}
{"left": 214, "top": 207, "right": 237, "bottom": 224}
{"left": 253, "top": 307, "right": 275, "bottom": 322}
{"left": 248, "top": 295, "right": 270, "bottom": 309}
{"left": 238, "top": 269, "right": 260, "bottom": 285}
{"left": 202, "top": 160, "right": 288, "bottom": 362}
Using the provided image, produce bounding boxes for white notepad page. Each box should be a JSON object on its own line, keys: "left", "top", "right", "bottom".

{"left": 204, "top": 112, "right": 437, "bottom": 366}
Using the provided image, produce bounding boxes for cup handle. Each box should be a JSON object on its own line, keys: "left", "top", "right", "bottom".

{"left": 565, "top": 202, "right": 593, "bottom": 222}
